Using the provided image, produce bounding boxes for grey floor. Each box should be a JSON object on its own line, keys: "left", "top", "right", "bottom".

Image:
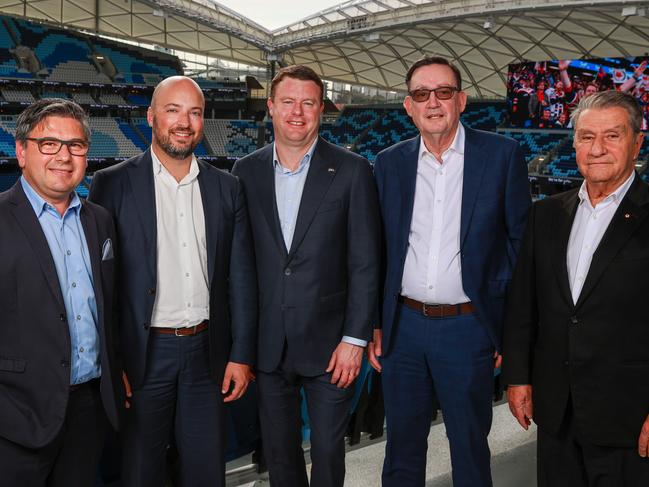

{"left": 232, "top": 402, "right": 538, "bottom": 487}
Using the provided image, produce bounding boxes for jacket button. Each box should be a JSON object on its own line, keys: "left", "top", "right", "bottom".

{"left": 59, "top": 313, "right": 66, "bottom": 322}
{"left": 147, "top": 288, "right": 156, "bottom": 295}
{"left": 284, "top": 268, "right": 292, "bottom": 276}
{"left": 143, "top": 323, "right": 150, "bottom": 330}
{"left": 60, "top": 360, "right": 69, "bottom": 368}
{"left": 570, "top": 316, "right": 579, "bottom": 325}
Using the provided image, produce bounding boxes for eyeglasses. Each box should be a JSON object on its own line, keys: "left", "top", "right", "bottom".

{"left": 25, "top": 137, "right": 89, "bottom": 156}
{"left": 408, "top": 86, "right": 459, "bottom": 102}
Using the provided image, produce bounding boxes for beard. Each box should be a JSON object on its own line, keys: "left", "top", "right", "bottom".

{"left": 152, "top": 119, "right": 201, "bottom": 160}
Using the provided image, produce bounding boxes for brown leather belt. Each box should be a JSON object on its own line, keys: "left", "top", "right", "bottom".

{"left": 398, "top": 296, "right": 475, "bottom": 318}
{"left": 151, "top": 320, "right": 209, "bottom": 336}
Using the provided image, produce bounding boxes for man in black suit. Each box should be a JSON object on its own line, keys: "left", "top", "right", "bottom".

{"left": 232, "top": 65, "right": 381, "bottom": 486}
{"left": 89, "top": 76, "right": 257, "bottom": 487}
{"left": 502, "top": 90, "right": 649, "bottom": 485}
{"left": 0, "top": 99, "right": 124, "bottom": 487}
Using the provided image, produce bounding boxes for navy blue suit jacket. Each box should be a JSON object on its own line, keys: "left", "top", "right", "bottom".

{"left": 0, "top": 182, "right": 123, "bottom": 449}
{"left": 374, "top": 127, "right": 531, "bottom": 353}
{"left": 232, "top": 138, "right": 381, "bottom": 376}
{"left": 88, "top": 149, "right": 258, "bottom": 388}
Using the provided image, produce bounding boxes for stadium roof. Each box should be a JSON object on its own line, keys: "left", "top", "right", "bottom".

{"left": 2, "top": 0, "right": 649, "bottom": 97}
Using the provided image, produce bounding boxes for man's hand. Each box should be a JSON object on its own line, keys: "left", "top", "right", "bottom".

{"left": 367, "top": 329, "right": 382, "bottom": 372}
{"left": 122, "top": 371, "right": 132, "bottom": 409}
{"left": 507, "top": 385, "right": 534, "bottom": 430}
{"left": 222, "top": 362, "right": 255, "bottom": 403}
{"left": 558, "top": 59, "right": 571, "bottom": 71}
{"left": 639, "top": 414, "right": 649, "bottom": 457}
{"left": 634, "top": 60, "right": 648, "bottom": 79}
{"left": 493, "top": 351, "right": 502, "bottom": 370}
{"left": 326, "top": 342, "right": 363, "bottom": 388}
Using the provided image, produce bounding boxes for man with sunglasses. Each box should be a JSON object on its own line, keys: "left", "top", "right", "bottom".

{"left": 368, "top": 57, "right": 531, "bottom": 486}
{"left": 0, "top": 98, "right": 124, "bottom": 487}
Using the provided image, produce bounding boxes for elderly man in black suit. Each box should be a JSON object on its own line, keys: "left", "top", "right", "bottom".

{"left": 0, "top": 99, "right": 124, "bottom": 487}
{"left": 503, "top": 90, "right": 649, "bottom": 486}
{"left": 232, "top": 65, "right": 381, "bottom": 487}
{"left": 89, "top": 76, "right": 257, "bottom": 487}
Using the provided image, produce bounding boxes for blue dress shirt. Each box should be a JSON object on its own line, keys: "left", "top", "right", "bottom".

{"left": 21, "top": 177, "right": 101, "bottom": 385}
{"left": 273, "top": 140, "right": 367, "bottom": 348}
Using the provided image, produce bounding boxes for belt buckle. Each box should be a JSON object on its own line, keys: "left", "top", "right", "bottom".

{"left": 421, "top": 303, "right": 429, "bottom": 317}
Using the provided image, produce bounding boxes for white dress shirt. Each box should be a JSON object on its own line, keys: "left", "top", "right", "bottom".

{"left": 567, "top": 171, "right": 635, "bottom": 304}
{"left": 150, "top": 148, "right": 210, "bottom": 328}
{"left": 401, "top": 124, "right": 471, "bottom": 305}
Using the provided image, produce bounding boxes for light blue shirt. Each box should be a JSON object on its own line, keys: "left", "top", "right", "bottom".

{"left": 21, "top": 177, "right": 101, "bottom": 385}
{"left": 273, "top": 140, "right": 367, "bottom": 348}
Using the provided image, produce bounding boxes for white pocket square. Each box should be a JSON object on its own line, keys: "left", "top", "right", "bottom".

{"left": 102, "top": 238, "right": 114, "bottom": 261}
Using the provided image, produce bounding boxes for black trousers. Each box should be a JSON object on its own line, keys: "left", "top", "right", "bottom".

{"left": 0, "top": 379, "right": 107, "bottom": 487}
{"left": 538, "top": 399, "right": 649, "bottom": 487}
{"left": 257, "top": 362, "right": 354, "bottom": 487}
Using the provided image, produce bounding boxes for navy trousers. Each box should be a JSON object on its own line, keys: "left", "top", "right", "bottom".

{"left": 120, "top": 330, "right": 225, "bottom": 487}
{"left": 257, "top": 362, "right": 354, "bottom": 487}
{"left": 381, "top": 304, "right": 494, "bottom": 487}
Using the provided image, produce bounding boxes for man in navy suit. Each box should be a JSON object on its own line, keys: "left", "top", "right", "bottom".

{"left": 0, "top": 99, "right": 124, "bottom": 487}
{"left": 89, "top": 76, "right": 257, "bottom": 487}
{"left": 367, "top": 57, "right": 531, "bottom": 486}
{"left": 232, "top": 65, "right": 380, "bottom": 486}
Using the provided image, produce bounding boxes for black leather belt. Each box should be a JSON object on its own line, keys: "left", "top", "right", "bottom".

{"left": 398, "top": 295, "right": 475, "bottom": 318}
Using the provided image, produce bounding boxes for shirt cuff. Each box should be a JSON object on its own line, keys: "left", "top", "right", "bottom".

{"left": 342, "top": 336, "right": 368, "bottom": 347}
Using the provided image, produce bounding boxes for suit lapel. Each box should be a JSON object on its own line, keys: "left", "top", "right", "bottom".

{"left": 126, "top": 149, "right": 157, "bottom": 275}
{"left": 552, "top": 190, "right": 580, "bottom": 307}
{"left": 576, "top": 176, "right": 649, "bottom": 308}
{"left": 9, "top": 183, "right": 65, "bottom": 309}
{"left": 397, "top": 137, "right": 419, "bottom": 251}
{"left": 460, "top": 127, "right": 488, "bottom": 247}
{"left": 254, "top": 145, "right": 287, "bottom": 258}
{"left": 288, "top": 139, "right": 339, "bottom": 259}
{"left": 197, "top": 161, "right": 220, "bottom": 286}
{"left": 80, "top": 202, "right": 104, "bottom": 332}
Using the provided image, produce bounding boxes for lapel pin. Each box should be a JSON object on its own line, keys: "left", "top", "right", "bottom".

{"left": 328, "top": 167, "right": 335, "bottom": 173}
{"left": 624, "top": 213, "right": 631, "bottom": 219}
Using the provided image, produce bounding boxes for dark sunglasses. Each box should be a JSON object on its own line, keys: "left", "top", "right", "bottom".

{"left": 408, "top": 86, "right": 459, "bottom": 102}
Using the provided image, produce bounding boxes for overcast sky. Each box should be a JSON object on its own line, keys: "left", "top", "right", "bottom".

{"left": 215, "top": 0, "right": 344, "bottom": 30}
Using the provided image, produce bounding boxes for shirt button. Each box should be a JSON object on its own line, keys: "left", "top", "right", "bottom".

{"left": 284, "top": 268, "right": 292, "bottom": 276}
{"left": 66, "top": 250, "right": 71, "bottom": 256}
{"left": 182, "top": 243, "right": 187, "bottom": 247}
{"left": 185, "top": 273, "right": 190, "bottom": 277}
{"left": 72, "top": 282, "right": 77, "bottom": 288}
{"left": 180, "top": 212, "right": 184, "bottom": 217}
{"left": 79, "top": 347, "right": 84, "bottom": 353}
{"left": 429, "top": 285, "right": 433, "bottom": 289}
{"left": 76, "top": 315, "right": 81, "bottom": 320}
{"left": 187, "top": 303, "right": 191, "bottom": 308}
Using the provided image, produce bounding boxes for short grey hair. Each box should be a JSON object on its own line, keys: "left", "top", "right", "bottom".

{"left": 15, "top": 98, "right": 90, "bottom": 143}
{"left": 570, "top": 90, "right": 643, "bottom": 134}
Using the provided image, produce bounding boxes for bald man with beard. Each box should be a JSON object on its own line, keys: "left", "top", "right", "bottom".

{"left": 89, "top": 76, "right": 258, "bottom": 487}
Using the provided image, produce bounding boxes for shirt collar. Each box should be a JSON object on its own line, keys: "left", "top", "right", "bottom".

{"left": 20, "top": 175, "right": 80, "bottom": 218}
{"left": 577, "top": 171, "right": 635, "bottom": 208}
{"left": 273, "top": 137, "right": 318, "bottom": 174}
{"left": 150, "top": 146, "right": 199, "bottom": 184}
{"left": 418, "top": 123, "right": 465, "bottom": 162}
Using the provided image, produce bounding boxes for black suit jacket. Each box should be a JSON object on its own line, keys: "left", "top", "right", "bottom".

{"left": 232, "top": 138, "right": 381, "bottom": 376}
{"left": 88, "top": 149, "right": 257, "bottom": 388}
{"left": 502, "top": 175, "right": 649, "bottom": 447}
{"left": 0, "top": 182, "right": 123, "bottom": 449}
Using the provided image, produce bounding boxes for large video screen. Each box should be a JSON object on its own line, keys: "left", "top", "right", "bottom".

{"left": 506, "top": 57, "right": 649, "bottom": 129}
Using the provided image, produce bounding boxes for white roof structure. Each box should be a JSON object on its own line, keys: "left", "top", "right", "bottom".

{"left": 2, "top": 0, "right": 649, "bottom": 97}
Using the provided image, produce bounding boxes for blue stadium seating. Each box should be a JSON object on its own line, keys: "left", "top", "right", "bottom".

{"left": 126, "top": 94, "right": 151, "bottom": 106}
{"left": 0, "top": 125, "right": 14, "bottom": 157}
{"left": 0, "top": 173, "right": 19, "bottom": 191}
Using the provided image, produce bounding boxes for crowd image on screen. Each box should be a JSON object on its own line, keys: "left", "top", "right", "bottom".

{"left": 507, "top": 57, "right": 649, "bottom": 129}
